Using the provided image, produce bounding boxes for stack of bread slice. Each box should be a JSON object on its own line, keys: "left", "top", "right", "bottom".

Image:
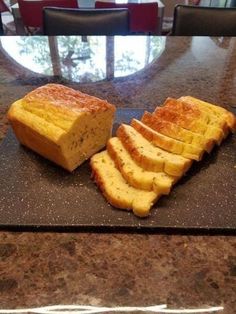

{"left": 90, "top": 96, "right": 236, "bottom": 217}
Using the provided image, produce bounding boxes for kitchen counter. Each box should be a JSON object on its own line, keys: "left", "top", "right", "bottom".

{"left": 0, "top": 36, "right": 235, "bottom": 312}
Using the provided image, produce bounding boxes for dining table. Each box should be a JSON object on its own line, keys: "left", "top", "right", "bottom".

{"left": 0, "top": 35, "right": 235, "bottom": 313}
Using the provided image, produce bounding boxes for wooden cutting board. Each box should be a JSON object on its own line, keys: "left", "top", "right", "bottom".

{"left": 0, "top": 109, "right": 235, "bottom": 233}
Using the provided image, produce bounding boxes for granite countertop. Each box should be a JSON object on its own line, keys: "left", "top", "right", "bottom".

{"left": 0, "top": 36, "right": 235, "bottom": 312}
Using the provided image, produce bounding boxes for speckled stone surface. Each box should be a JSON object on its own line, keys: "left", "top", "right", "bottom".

{"left": 0, "top": 36, "right": 235, "bottom": 312}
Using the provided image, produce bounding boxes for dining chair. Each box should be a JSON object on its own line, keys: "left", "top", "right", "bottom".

{"left": 0, "top": 12, "right": 3, "bottom": 35}
{"left": 0, "top": 0, "right": 7, "bottom": 35}
{"left": 95, "top": 1, "right": 158, "bottom": 34}
{"left": 43, "top": 7, "right": 130, "bottom": 35}
{"left": 0, "top": 0, "right": 10, "bottom": 12}
{"left": 172, "top": 5, "right": 236, "bottom": 36}
{"left": 0, "top": 0, "right": 15, "bottom": 34}
{"left": 18, "top": 0, "right": 78, "bottom": 34}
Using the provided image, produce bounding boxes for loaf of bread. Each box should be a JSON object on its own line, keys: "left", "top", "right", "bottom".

{"left": 7, "top": 84, "right": 116, "bottom": 171}
{"left": 90, "top": 95, "right": 235, "bottom": 218}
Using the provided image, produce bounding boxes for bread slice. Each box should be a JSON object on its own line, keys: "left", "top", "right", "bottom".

{"left": 154, "top": 106, "right": 224, "bottom": 145}
{"left": 107, "top": 137, "right": 177, "bottom": 195}
{"left": 7, "top": 84, "right": 116, "bottom": 171}
{"left": 179, "top": 96, "right": 236, "bottom": 132}
{"left": 164, "top": 97, "right": 228, "bottom": 136}
{"left": 117, "top": 124, "right": 192, "bottom": 177}
{"left": 90, "top": 151, "right": 159, "bottom": 217}
{"left": 131, "top": 118, "right": 204, "bottom": 161}
{"left": 141, "top": 111, "right": 214, "bottom": 153}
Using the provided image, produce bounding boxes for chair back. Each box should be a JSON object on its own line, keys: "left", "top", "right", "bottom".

{"left": 43, "top": 7, "right": 130, "bottom": 35}
{"left": 0, "top": 12, "right": 3, "bottom": 35}
{"left": 18, "top": 0, "right": 78, "bottom": 28}
{"left": 172, "top": 5, "right": 236, "bottom": 36}
{"left": 95, "top": 1, "right": 158, "bottom": 34}
{"left": 0, "top": 0, "right": 10, "bottom": 13}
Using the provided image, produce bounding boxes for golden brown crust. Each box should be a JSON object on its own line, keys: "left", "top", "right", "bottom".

{"left": 180, "top": 96, "right": 236, "bottom": 132}
{"left": 142, "top": 111, "right": 183, "bottom": 137}
{"left": 23, "top": 83, "right": 116, "bottom": 114}
{"left": 164, "top": 97, "right": 229, "bottom": 135}
{"left": 170, "top": 97, "right": 228, "bottom": 135}
{"left": 154, "top": 106, "right": 188, "bottom": 127}
{"left": 141, "top": 111, "right": 214, "bottom": 153}
{"left": 163, "top": 97, "right": 204, "bottom": 121}
{"left": 153, "top": 106, "right": 224, "bottom": 144}
{"left": 154, "top": 106, "right": 202, "bottom": 130}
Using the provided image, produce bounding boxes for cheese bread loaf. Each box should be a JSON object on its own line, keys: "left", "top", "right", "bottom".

{"left": 8, "top": 84, "right": 116, "bottom": 171}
